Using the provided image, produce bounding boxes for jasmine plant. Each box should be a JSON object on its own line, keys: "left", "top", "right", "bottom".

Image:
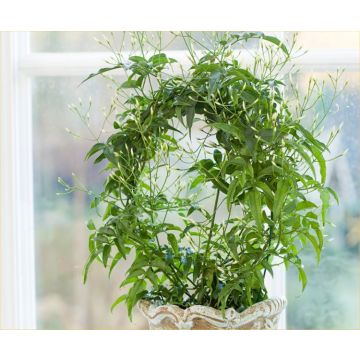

{"left": 63, "top": 32, "right": 343, "bottom": 319}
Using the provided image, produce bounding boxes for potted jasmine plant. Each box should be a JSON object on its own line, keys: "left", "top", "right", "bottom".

{"left": 66, "top": 32, "right": 342, "bottom": 329}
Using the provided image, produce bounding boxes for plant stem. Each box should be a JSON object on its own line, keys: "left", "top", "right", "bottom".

{"left": 204, "top": 189, "right": 221, "bottom": 260}
{"left": 199, "top": 188, "right": 220, "bottom": 301}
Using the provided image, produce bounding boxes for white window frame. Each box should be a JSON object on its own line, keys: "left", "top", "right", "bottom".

{"left": 1, "top": 31, "right": 358, "bottom": 329}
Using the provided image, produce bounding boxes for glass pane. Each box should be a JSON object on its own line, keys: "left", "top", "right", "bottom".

{"left": 286, "top": 70, "right": 360, "bottom": 329}
{"left": 30, "top": 31, "right": 264, "bottom": 52}
{"left": 32, "top": 76, "right": 148, "bottom": 329}
{"left": 286, "top": 31, "right": 359, "bottom": 49}
{"left": 30, "top": 32, "right": 109, "bottom": 52}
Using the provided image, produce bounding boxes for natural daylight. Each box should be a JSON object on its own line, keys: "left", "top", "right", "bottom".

{"left": 1, "top": 31, "right": 359, "bottom": 330}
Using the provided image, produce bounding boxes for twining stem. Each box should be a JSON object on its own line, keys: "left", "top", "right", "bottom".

{"left": 199, "top": 188, "right": 221, "bottom": 300}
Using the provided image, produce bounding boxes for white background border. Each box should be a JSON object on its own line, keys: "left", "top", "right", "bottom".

{"left": 1, "top": 0, "right": 360, "bottom": 359}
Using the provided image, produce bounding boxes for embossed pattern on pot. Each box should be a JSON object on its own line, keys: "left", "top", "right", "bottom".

{"left": 138, "top": 297, "right": 286, "bottom": 330}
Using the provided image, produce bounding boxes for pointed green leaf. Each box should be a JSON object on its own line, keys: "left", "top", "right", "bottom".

{"left": 109, "top": 252, "right": 123, "bottom": 278}
{"left": 307, "top": 144, "right": 326, "bottom": 184}
{"left": 296, "top": 200, "right": 318, "bottom": 211}
{"left": 287, "top": 141, "right": 316, "bottom": 179}
{"left": 273, "top": 179, "right": 289, "bottom": 220}
{"left": 227, "top": 178, "right": 239, "bottom": 211}
{"left": 190, "top": 174, "right": 205, "bottom": 189}
{"left": 306, "top": 232, "right": 321, "bottom": 263}
{"left": 167, "top": 233, "right": 178, "bottom": 254}
{"left": 102, "top": 244, "right": 111, "bottom": 268}
{"left": 111, "top": 294, "right": 127, "bottom": 312}
{"left": 85, "top": 142, "right": 106, "bottom": 161}
{"left": 320, "top": 188, "right": 330, "bottom": 226}
{"left": 326, "top": 186, "right": 339, "bottom": 205}
{"left": 247, "top": 188, "right": 263, "bottom": 230}
{"left": 83, "top": 249, "right": 102, "bottom": 283}
{"left": 297, "top": 265, "right": 307, "bottom": 291}
{"left": 256, "top": 181, "right": 274, "bottom": 209}
{"left": 81, "top": 64, "right": 123, "bottom": 85}
{"left": 87, "top": 219, "right": 96, "bottom": 231}
{"left": 211, "top": 122, "right": 244, "bottom": 142}
{"left": 186, "top": 106, "right": 195, "bottom": 132}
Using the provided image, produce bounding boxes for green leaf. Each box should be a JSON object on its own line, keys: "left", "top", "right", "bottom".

{"left": 258, "top": 128, "right": 276, "bottom": 142}
{"left": 81, "top": 64, "right": 123, "bottom": 85}
{"left": 273, "top": 179, "right": 289, "bottom": 220}
{"left": 232, "top": 32, "right": 289, "bottom": 56}
{"left": 102, "top": 203, "right": 112, "bottom": 221}
{"left": 113, "top": 237, "right": 128, "bottom": 259}
{"left": 296, "top": 123, "right": 328, "bottom": 152}
{"left": 85, "top": 142, "right": 105, "bottom": 161}
{"left": 211, "top": 122, "right": 244, "bottom": 142}
{"left": 120, "top": 276, "right": 140, "bottom": 288}
{"left": 149, "top": 53, "right": 177, "bottom": 67}
{"left": 151, "top": 259, "right": 167, "bottom": 270}
{"left": 226, "top": 234, "right": 240, "bottom": 260}
{"left": 221, "top": 157, "right": 246, "bottom": 176}
{"left": 296, "top": 200, "right": 318, "bottom": 211}
{"left": 213, "top": 149, "right": 222, "bottom": 165}
{"left": 167, "top": 233, "right": 178, "bottom": 253}
{"left": 209, "top": 71, "right": 222, "bottom": 95}
{"left": 83, "top": 249, "right": 102, "bottom": 283}
{"left": 109, "top": 252, "right": 123, "bottom": 278}
{"left": 297, "top": 265, "right": 307, "bottom": 291}
{"left": 186, "top": 106, "right": 195, "bottom": 133}
{"left": 128, "top": 55, "right": 146, "bottom": 63}
{"left": 307, "top": 144, "right": 326, "bottom": 184}
{"left": 256, "top": 181, "right": 274, "bottom": 209}
{"left": 247, "top": 188, "right": 263, "bottom": 230}
{"left": 320, "top": 188, "right": 330, "bottom": 226}
{"left": 326, "top": 186, "right": 339, "bottom": 205}
{"left": 305, "top": 232, "right": 321, "bottom": 263}
{"left": 193, "top": 254, "right": 202, "bottom": 283}
{"left": 257, "top": 164, "right": 283, "bottom": 178}
{"left": 87, "top": 219, "right": 96, "bottom": 231}
{"left": 102, "top": 245, "right": 111, "bottom": 268}
{"left": 120, "top": 79, "right": 140, "bottom": 89}
{"left": 111, "top": 294, "right": 127, "bottom": 312}
{"left": 261, "top": 35, "right": 289, "bottom": 56}
{"left": 198, "top": 166, "right": 229, "bottom": 194}
{"left": 175, "top": 107, "right": 184, "bottom": 126}
{"left": 146, "top": 269, "right": 159, "bottom": 290}
{"left": 227, "top": 178, "right": 239, "bottom": 211}
{"left": 287, "top": 140, "right": 316, "bottom": 179}
{"left": 315, "top": 228, "right": 324, "bottom": 251}
{"left": 190, "top": 175, "right": 205, "bottom": 189}
{"left": 204, "top": 265, "right": 215, "bottom": 289}
{"left": 261, "top": 259, "right": 274, "bottom": 277}
{"left": 126, "top": 279, "right": 147, "bottom": 320}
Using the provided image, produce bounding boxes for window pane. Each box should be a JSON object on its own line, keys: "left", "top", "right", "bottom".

{"left": 30, "top": 32, "right": 110, "bottom": 52}
{"left": 286, "top": 70, "right": 360, "bottom": 329}
{"left": 32, "top": 76, "right": 147, "bottom": 329}
{"left": 30, "top": 31, "right": 263, "bottom": 53}
{"left": 285, "top": 31, "right": 359, "bottom": 49}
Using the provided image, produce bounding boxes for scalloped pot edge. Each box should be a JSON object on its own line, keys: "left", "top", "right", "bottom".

{"left": 138, "top": 297, "right": 287, "bottom": 330}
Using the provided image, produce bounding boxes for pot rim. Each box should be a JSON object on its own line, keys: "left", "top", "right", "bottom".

{"left": 138, "top": 297, "right": 287, "bottom": 325}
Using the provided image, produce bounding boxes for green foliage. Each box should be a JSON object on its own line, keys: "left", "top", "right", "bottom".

{"left": 69, "top": 32, "right": 343, "bottom": 319}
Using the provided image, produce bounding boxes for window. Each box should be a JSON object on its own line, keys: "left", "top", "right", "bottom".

{"left": 283, "top": 32, "right": 360, "bottom": 329}
{"left": 1, "top": 31, "right": 359, "bottom": 329}
{"left": 287, "top": 70, "right": 360, "bottom": 329}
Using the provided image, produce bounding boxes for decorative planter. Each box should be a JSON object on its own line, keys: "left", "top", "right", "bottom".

{"left": 138, "top": 297, "right": 287, "bottom": 330}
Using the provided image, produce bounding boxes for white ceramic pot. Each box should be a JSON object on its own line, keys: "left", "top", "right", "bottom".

{"left": 138, "top": 297, "right": 287, "bottom": 330}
